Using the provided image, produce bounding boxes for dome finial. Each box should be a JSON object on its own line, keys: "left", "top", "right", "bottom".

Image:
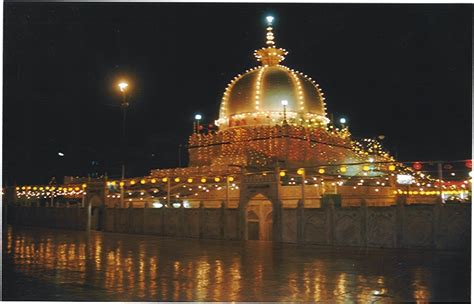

{"left": 254, "top": 15, "right": 288, "bottom": 66}
{"left": 266, "top": 16, "right": 274, "bottom": 25}
{"left": 265, "top": 16, "right": 276, "bottom": 46}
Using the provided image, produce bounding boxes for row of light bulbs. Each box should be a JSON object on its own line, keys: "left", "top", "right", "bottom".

{"left": 394, "top": 189, "right": 469, "bottom": 196}
{"left": 108, "top": 164, "right": 399, "bottom": 189}
{"left": 15, "top": 184, "right": 86, "bottom": 191}
{"left": 107, "top": 176, "right": 236, "bottom": 188}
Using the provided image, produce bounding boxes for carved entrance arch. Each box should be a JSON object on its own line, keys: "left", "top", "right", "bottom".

{"left": 84, "top": 181, "right": 106, "bottom": 231}
{"left": 88, "top": 194, "right": 103, "bottom": 208}
{"left": 238, "top": 172, "right": 282, "bottom": 241}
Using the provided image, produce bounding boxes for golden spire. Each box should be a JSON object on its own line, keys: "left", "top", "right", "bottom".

{"left": 254, "top": 16, "right": 288, "bottom": 66}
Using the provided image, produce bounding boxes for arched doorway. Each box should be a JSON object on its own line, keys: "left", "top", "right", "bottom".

{"left": 246, "top": 194, "right": 273, "bottom": 241}
{"left": 247, "top": 210, "right": 260, "bottom": 240}
{"left": 87, "top": 194, "right": 103, "bottom": 231}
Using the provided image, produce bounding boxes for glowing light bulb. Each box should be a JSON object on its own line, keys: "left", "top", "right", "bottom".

{"left": 118, "top": 82, "right": 128, "bottom": 92}
{"left": 281, "top": 100, "right": 288, "bottom": 106}
{"left": 266, "top": 16, "right": 274, "bottom": 25}
{"left": 195, "top": 114, "right": 202, "bottom": 120}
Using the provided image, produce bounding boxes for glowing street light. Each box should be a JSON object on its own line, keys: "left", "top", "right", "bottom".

{"left": 195, "top": 114, "right": 202, "bottom": 134}
{"left": 58, "top": 152, "right": 65, "bottom": 157}
{"left": 339, "top": 117, "right": 348, "bottom": 129}
{"left": 118, "top": 82, "right": 129, "bottom": 92}
{"left": 117, "top": 81, "right": 130, "bottom": 108}
{"left": 281, "top": 100, "right": 288, "bottom": 124}
{"left": 116, "top": 79, "right": 131, "bottom": 208}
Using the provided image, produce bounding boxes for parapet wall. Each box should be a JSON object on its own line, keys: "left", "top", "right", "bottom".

{"left": 6, "top": 202, "right": 470, "bottom": 250}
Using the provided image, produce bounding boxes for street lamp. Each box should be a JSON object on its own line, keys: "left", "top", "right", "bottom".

{"left": 281, "top": 100, "right": 288, "bottom": 124}
{"left": 195, "top": 114, "right": 202, "bottom": 134}
{"left": 117, "top": 80, "right": 130, "bottom": 208}
{"left": 339, "top": 117, "right": 347, "bottom": 128}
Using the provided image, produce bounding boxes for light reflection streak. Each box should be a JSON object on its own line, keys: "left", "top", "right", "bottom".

{"left": 3, "top": 227, "right": 461, "bottom": 302}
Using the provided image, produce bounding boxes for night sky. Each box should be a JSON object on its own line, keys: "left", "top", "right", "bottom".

{"left": 4, "top": 3, "right": 472, "bottom": 185}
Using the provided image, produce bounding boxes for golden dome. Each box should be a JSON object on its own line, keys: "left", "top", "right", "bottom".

{"left": 215, "top": 20, "right": 329, "bottom": 129}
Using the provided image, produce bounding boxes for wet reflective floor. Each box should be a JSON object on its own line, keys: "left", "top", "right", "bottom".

{"left": 2, "top": 225, "right": 470, "bottom": 302}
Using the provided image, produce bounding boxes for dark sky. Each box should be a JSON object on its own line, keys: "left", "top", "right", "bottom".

{"left": 4, "top": 3, "right": 472, "bottom": 185}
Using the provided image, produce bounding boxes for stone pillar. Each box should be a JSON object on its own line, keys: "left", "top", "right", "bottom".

{"left": 143, "top": 202, "right": 149, "bottom": 234}
{"left": 273, "top": 167, "right": 283, "bottom": 242}
{"left": 220, "top": 201, "right": 226, "bottom": 240}
{"left": 238, "top": 196, "right": 246, "bottom": 240}
{"left": 86, "top": 197, "right": 92, "bottom": 233}
{"left": 361, "top": 198, "right": 368, "bottom": 247}
{"left": 395, "top": 195, "right": 405, "bottom": 247}
{"left": 160, "top": 205, "right": 165, "bottom": 236}
{"left": 76, "top": 205, "right": 82, "bottom": 230}
{"left": 297, "top": 199, "right": 304, "bottom": 244}
{"left": 324, "top": 197, "right": 335, "bottom": 246}
{"left": 272, "top": 200, "right": 283, "bottom": 242}
{"left": 198, "top": 201, "right": 204, "bottom": 239}
{"left": 178, "top": 203, "right": 185, "bottom": 237}
{"left": 433, "top": 200, "right": 442, "bottom": 249}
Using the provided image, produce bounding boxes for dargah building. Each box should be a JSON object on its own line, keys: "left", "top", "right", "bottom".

{"left": 97, "top": 17, "right": 443, "bottom": 239}
{"left": 14, "top": 17, "right": 467, "bottom": 246}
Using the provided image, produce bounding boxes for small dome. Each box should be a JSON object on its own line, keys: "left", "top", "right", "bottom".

{"left": 216, "top": 65, "right": 328, "bottom": 129}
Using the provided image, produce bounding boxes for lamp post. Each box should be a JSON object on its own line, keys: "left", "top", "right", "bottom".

{"left": 118, "top": 81, "right": 129, "bottom": 208}
{"left": 195, "top": 114, "right": 202, "bottom": 134}
{"left": 339, "top": 117, "right": 347, "bottom": 128}
{"left": 281, "top": 100, "right": 288, "bottom": 124}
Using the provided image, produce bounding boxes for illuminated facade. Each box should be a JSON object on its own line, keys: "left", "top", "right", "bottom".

{"left": 156, "top": 18, "right": 397, "bottom": 183}
{"left": 11, "top": 17, "right": 471, "bottom": 242}
{"left": 188, "top": 22, "right": 369, "bottom": 171}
